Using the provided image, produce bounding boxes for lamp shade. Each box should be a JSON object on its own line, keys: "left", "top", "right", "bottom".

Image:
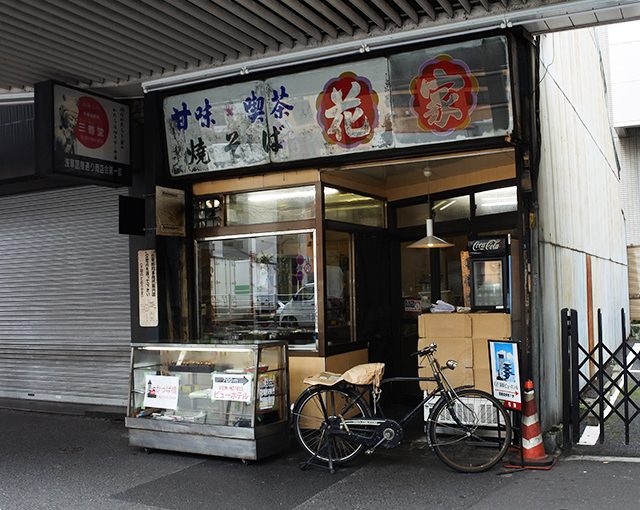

{"left": 408, "top": 219, "right": 453, "bottom": 249}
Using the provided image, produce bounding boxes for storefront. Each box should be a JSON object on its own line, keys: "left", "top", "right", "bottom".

{"left": 134, "top": 30, "right": 536, "bottom": 403}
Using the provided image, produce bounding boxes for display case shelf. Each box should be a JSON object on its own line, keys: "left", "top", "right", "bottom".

{"left": 126, "top": 341, "right": 289, "bottom": 461}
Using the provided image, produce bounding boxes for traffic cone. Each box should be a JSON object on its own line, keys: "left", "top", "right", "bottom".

{"left": 504, "top": 380, "right": 556, "bottom": 470}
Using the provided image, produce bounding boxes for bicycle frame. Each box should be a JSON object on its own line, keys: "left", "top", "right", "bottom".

{"left": 336, "top": 353, "right": 471, "bottom": 428}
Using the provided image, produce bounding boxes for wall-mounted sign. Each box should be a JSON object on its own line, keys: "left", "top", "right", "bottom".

{"left": 162, "top": 36, "right": 511, "bottom": 176}
{"left": 144, "top": 375, "right": 179, "bottom": 410}
{"left": 489, "top": 340, "right": 522, "bottom": 411}
{"left": 156, "top": 186, "right": 186, "bottom": 237}
{"left": 163, "top": 81, "right": 269, "bottom": 176}
{"left": 266, "top": 58, "right": 392, "bottom": 163}
{"left": 390, "top": 36, "right": 512, "bottom": 147}
{"left": 211, "top": 373, "right": 253, "bottom": 402}
{"left": 35, "top": 81, "right": 131, "bottom": 185}
{"left": 138, "top": 249, "right": 158, "bottom": 328}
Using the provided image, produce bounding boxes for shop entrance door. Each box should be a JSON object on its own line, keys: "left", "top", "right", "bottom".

{"left": 393, "top": 235, "right": 469, "bottom": 399}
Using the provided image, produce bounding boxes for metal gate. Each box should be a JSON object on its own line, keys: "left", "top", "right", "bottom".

{"left": 0, "top": 186, "right": 131, "bottom": 406}
{"left": 561, "top": 308, "right": 640, "bottom": 448}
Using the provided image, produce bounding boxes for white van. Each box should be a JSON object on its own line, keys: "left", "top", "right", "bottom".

{"left": 276, "top": 283, "right": 316, "bottom": 328}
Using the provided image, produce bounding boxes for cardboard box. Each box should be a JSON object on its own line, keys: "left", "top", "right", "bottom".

{"left": 418, "top": 313, "right": 472, "bottom": 339}
{"left": 419, "top": 336, "right": 472, "bottom": 368}
{"left": 472, "top": 338, "right": 491, "bottom": 370}
{"left": 473, "top": 368, "right": 493, "bottom": 393}
{"left": 470, "top": 313, "right": 511, "bottom": 339}
{"left": 419, "top": 367, "right": 473, "bottom": 392}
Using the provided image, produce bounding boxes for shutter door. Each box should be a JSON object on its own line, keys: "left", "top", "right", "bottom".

{"left": 0, "top": 186, "right": 131, "bottom": 406}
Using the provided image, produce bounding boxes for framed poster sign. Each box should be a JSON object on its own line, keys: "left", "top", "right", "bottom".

{"left": 35, "top": 81, "right": 131, "bottom": 185}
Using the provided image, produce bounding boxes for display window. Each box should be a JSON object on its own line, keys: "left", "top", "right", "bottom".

{"left": 196, "top": 231, "right": 317, "bottom": 350}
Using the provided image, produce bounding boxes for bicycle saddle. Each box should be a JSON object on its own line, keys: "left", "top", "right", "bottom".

{"left": 304, "top": 363, "right": 385, "bottom": 387}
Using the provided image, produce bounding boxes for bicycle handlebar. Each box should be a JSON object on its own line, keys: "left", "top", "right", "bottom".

{"left": 410, "top": 343, "right": 437, "bottom": 357}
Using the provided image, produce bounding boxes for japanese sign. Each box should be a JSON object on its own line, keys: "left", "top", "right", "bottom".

{"left": 211, "top": 373, "right": 253, "bottom": 403}
{"left": 390, "top": 36, "right": 512, "bottom": 147}
{"left": 267, "top": 58, "right": 391, "bottom": 162}
{"left": 163, "top": 81, "right": 269, "bottom": 175}
{"left": 144, "top": 375, "right": 179, "bottom": 410}
{"left": 155, "top": 186, "right": 186, "bottom": 237}
{"left": 138, "top": 250, "right": 158, "bottom": 328}
{"left": 489, "top": 340, "right": 522, "bottom": 411}
{"left": 258, "top": 373, "right": 277, "bottom": 411}
{"left": 410, "top": 55, "right": 478, "bottom": 135}
{"left": 162, "top": 37, "right": 510, "bottom": 175}
{"left": 48, "top": 82, "right": 130, "bottom": 185}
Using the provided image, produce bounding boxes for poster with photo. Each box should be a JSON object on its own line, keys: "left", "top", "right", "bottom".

{"left": 143, "top": 375, "right": 179, "bottom": 410}
{"left": 489, "top": 340, "right": 522, "bottom": 410}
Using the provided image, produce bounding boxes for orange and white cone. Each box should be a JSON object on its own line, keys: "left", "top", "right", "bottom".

{"left": 505, "top": 380, "right": 555, "bottom": 470}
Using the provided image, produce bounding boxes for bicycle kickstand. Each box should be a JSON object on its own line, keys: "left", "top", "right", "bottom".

{"left": 299, "top": 433, "right": 337, "bottom": 474}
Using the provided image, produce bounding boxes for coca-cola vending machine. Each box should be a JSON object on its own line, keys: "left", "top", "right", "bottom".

{"left": 468, "top": 236, "right": 510, "bottom": 312}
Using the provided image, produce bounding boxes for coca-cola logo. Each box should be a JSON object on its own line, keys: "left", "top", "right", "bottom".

{"left": 471, "top": 239, "right": 502, "bottom": 251}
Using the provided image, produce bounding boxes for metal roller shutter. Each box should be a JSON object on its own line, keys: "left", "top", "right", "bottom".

{"left": 0, "top": 186, "right": 131, "bottom": 406}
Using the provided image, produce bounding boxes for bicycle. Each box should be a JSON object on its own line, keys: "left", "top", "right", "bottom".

{"left": 291, "top": 343, "right": 513, "bottom": 473}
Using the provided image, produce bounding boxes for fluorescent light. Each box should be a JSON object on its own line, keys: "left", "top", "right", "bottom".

{"left": 247, "top": 189, "right": 315, "bottom": 202}
{"left": 140, "top": 346, "right": 253, "bottom": 353}
{"left": 480, "top": 199, "right": 517, "bottom": 206}
{"left": 438, "top": 200, "right": 457, "bottom": 211}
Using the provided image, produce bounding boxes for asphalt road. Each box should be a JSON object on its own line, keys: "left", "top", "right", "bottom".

{"left": 1, "top": 408, "right": 639, "bottom": 510}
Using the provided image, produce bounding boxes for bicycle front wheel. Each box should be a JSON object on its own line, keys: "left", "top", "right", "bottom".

{"left": 428, "top": 388, "right": 512, "bottom": 473}
{"left": 292, "top": 386, "right": 372, "bottom": 465}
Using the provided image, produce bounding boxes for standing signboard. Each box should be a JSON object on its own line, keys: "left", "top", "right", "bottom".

{"left": 488, "top": 339, "right": 522, "bottom": 410}
{"left": 35, "top": 81, "right": 131, "bottom": 185}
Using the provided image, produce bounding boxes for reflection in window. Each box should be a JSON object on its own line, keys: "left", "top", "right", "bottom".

{"left": 325, "top": 231, "right": 352, "bottom": 345}
{"left": 226, "top": 186, "right": 315, "bottom": 225}
{"left": 324, "top": 187, "right": 385, "bottom": 227}
{"left": 433, "top": 195, "right": 470, "bottom": 223}
{"left": 397, "top": 203, "right": 429, "bottom": 228}
{"left": 197, "top": 232, "right": 317, "bottom": 350}
{"left": 475, "top": 186, "right": 518, "bottom": 216}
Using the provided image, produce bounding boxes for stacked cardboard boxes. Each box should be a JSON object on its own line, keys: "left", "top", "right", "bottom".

{"left": 418, "top": 313, "right": 511, "bottom": 393}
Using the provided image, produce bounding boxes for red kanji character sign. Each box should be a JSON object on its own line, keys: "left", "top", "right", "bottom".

{"left": 316, "top": 72, "right": 379, "bottom": 149}
{"left": 410, "top": 55, "right": 478, "bottom": 135}
{"left": 75, "top": 96, "right": 109, "bottom": 149}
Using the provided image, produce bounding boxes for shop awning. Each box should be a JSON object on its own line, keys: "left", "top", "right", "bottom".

{"left": 1, "top": 0, "right": 640, "bottom": 99}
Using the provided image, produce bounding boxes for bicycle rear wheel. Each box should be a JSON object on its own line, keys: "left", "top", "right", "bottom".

{"left": 428, "top": 388, "right": 512, "bottom": 473}
{"left": 292, "top": 386, "right": 372, "bottom": 465}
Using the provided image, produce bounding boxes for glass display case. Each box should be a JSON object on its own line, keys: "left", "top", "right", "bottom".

{"left": 125, "top": 341, "right": 289, "bottom": 461}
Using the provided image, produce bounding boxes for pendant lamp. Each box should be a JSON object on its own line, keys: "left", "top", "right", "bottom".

{"left": 408, "top": 169, "right": 453, "bottom": 249}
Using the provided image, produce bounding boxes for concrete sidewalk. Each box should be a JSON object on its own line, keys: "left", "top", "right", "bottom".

{"left": 1, "top": 407, "right": 639, "bottom": 510}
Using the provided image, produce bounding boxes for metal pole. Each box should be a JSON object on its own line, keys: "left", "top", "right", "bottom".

{"left": 622, "top": 308, "right": 630, "bottom": 445}
{"left": 561, "top": 308, "right": 572, "bottom": 449}
{"left": 570, "top": 309, "right": 580, "bottom": 445}
{"left": 598, "top": 309, "right": 605, "bottom": 445}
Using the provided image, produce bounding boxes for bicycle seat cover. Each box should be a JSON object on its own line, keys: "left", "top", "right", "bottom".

{"left": 342, "top": 363, "right": 385, "bottom": 387}
{"left": 303, "top": 363, "right": 385, "bottom": 387}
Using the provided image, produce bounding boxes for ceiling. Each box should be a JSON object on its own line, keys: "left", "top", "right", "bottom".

{"left": 1, "top": 0, "right": 640, "bottom": 99}
{"left": 321, "top": 148, "right": 516, "bottom": 201}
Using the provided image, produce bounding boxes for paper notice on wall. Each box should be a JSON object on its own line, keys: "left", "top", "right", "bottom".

{"left": 138, "top": 249, "right": 158, "bottom": 327}
{"left": 144, "top": 375, "right": 179, "bottom": 410}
